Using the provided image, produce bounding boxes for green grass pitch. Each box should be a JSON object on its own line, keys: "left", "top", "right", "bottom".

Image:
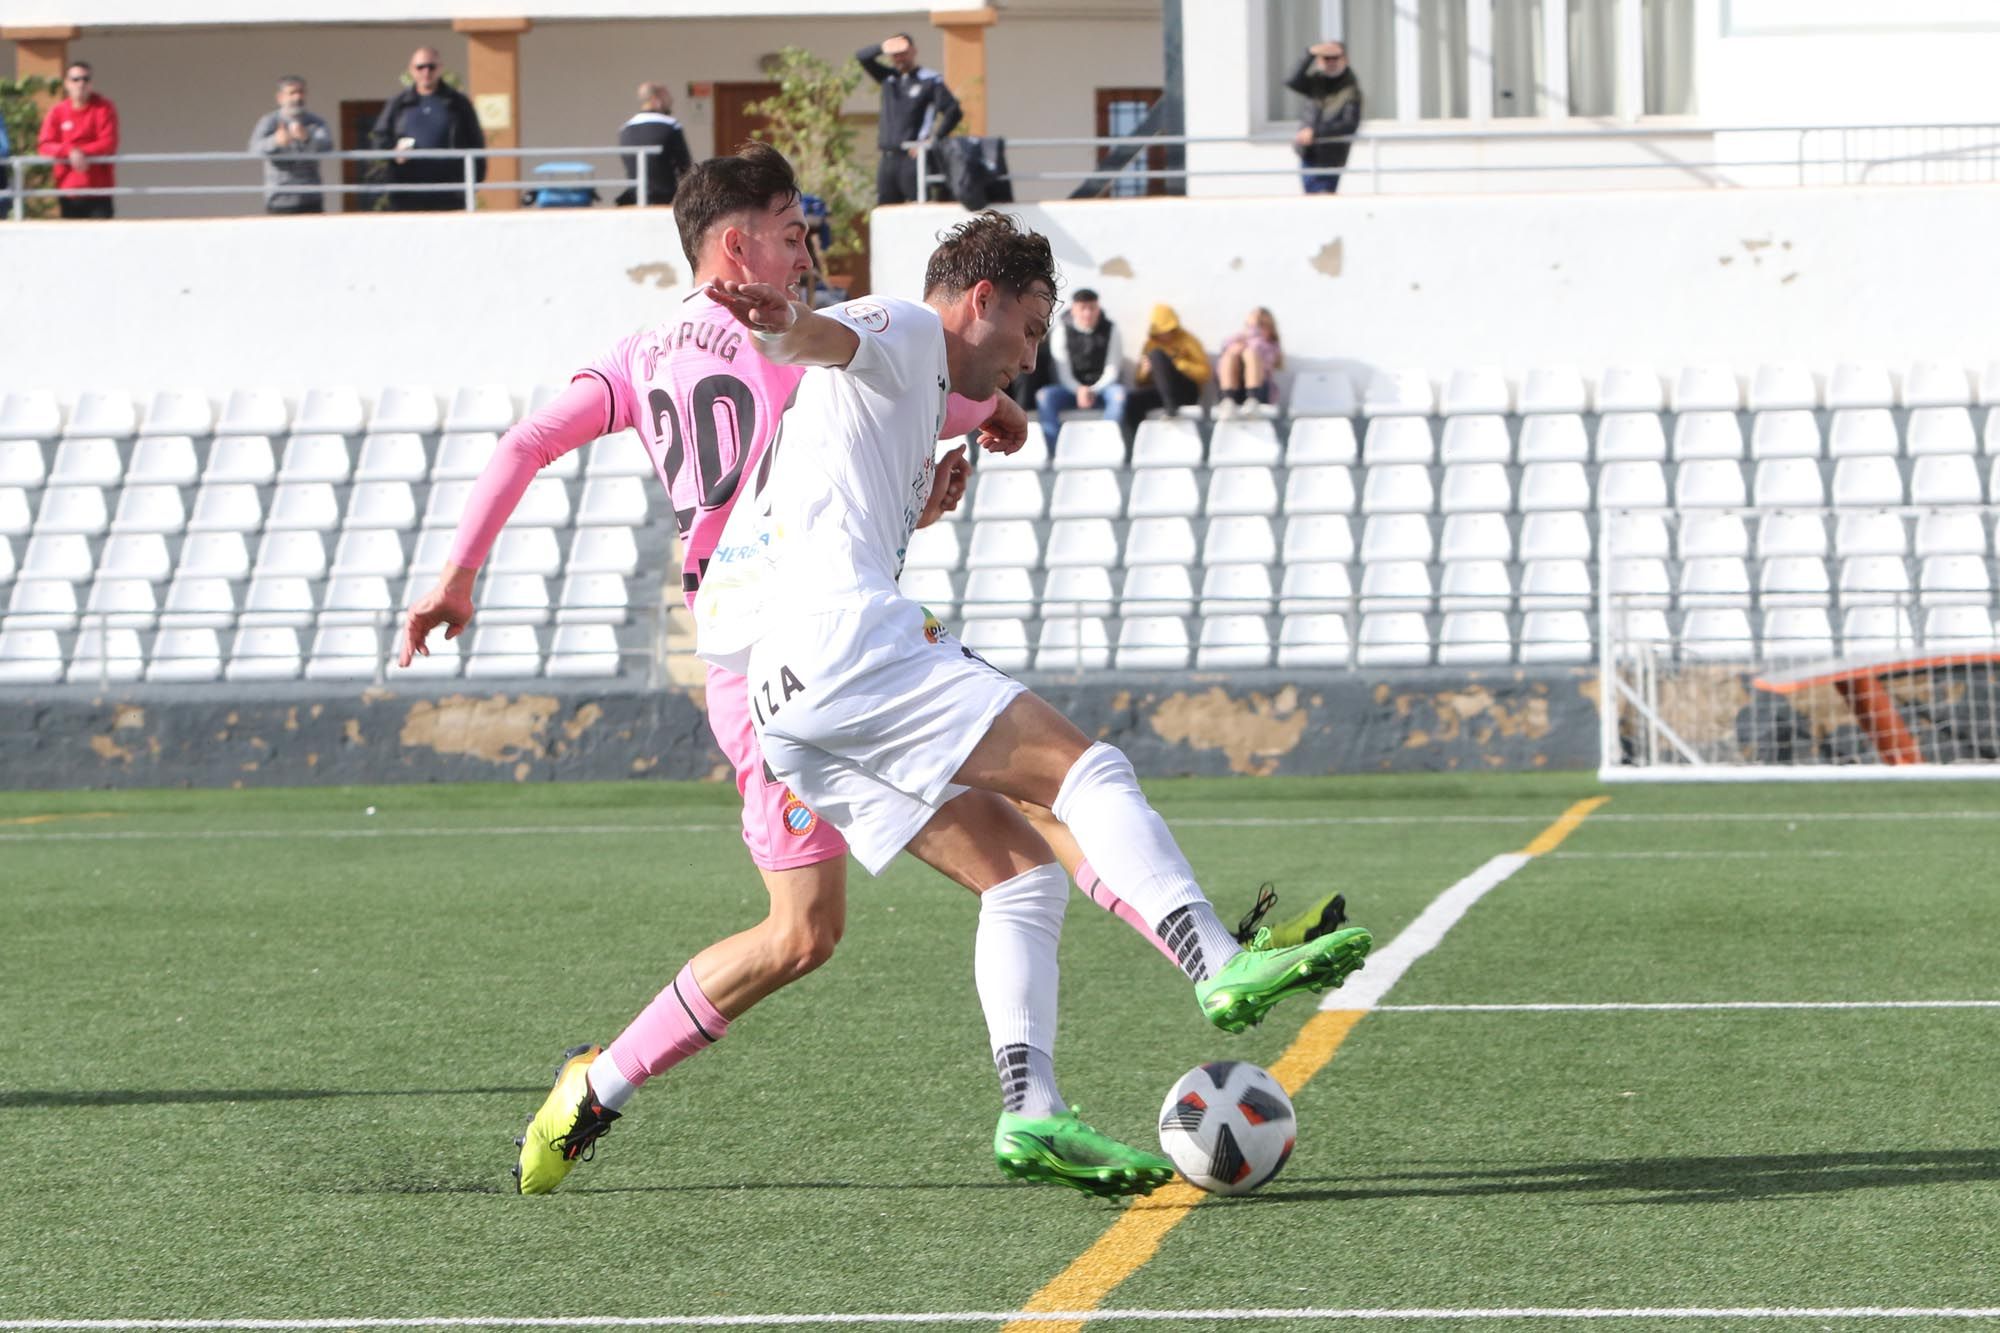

{"left": 2, "top": 773, "right": 1997, "bottom": 1331}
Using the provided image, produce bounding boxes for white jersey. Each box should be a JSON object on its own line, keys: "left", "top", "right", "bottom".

{"left": 696, "top": 296, "right": 949, "bottom": 672}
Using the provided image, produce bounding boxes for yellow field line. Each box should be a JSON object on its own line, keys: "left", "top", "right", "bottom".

{"left": 1002, "top": 795, "right": 1610, "bottom": 1333}
{"left": 0, "top": 812, "right": 120, "bottom": 827}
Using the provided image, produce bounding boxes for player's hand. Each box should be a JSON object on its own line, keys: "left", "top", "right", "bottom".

{"left": 706, "top": 280, "right": 796, "bottom": 336}
{"left": 918, "top": 445, "right": 970, "bottom": 528}
{"left": 398, "top": 577, "right": 476, "bottom": 668}
{"left": 974, "top": 392, "right": 1029, "bottom": 456}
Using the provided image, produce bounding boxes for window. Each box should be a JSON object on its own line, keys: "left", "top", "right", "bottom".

{"left": 1418, "top": 0, "right": 1469, "bottom": 119}
{"left": 1264, "top": 0, "right": 1396, "bottom": 123}
{"left": 1096, "top": 88, "right": 1166, "bottom": 197}
{"left": 1643, "top": 0, "right": 1696, "bottom": 115}
{"left": 1492, "top": 0, "right": 1547, "bottom": 117}
{"left": 1567, "top": 0, "right": 1619, "bottom": 115}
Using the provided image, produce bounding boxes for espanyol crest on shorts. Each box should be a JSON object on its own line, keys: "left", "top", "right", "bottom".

{"left": 781, "top": 789, "right": 818, "bottom": 836}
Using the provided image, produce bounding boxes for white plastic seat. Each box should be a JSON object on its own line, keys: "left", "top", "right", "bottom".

{"left": 1358, "top": 560, "right": 1432, "bottom": 613}
{"left": 34, "top": 485, "right": 108, "bottom": 536}
{"left": 1438, "top": 368, "right": 1510, "bottom": 416}
{"left": 1842, "top": 605, "right": 1916, "bottom": 655}
{"left": 1595, "top": 367, "right": 1666, "bottom": 413}
{"left": 1355, "top": 612, "right": 1430, "bottom": 665}
{"left": 1513, "top": 610, "right": 1591, "bottom": 663}
{"left": 1360, "top": 464, "right": 1433, "bottom": 514}
{"left": 202, "top": 435, "right": 277, "bottom": 484}
{"left": 1440, "top": 512, "right": 1513, "bottom": 563}
{"left": 7, "top": 580, "right": 79, "bottom": 630}
{"left": 1281, "top": 466, "right": 1356, "bottom": 515}
{"left": 1753, "top": 458, "right": 1825, "bottom": 507}
{"left": 126, "top": 436, "right": 199, "bottom": 485}
{"left": 902, "top": 523, "right": 962, "bottom": 572}
{"left": 1195, "top": 614, "right": 1273, "bottom": 668}
{"left": 1672, "top": 366, "right": 1742, "bottom": 412}
{"left": 1679, "top": 556, "right": 1752, "bottom": 608}
{"left": 1837, "top": 556, "right": 1912, "bottom": 605}
{"left": 490, "top": 528, "right": 563, "bottom": 577}
{"left": 1827, "top": 409, "right": 1898, "bottom": 458}
{"left": 1760, "top": 608, "right": 1836, "bottom": 659}
{"left": 241, "top": 576, "right": 316, "bottom": 628}
{"left": 421, "top": 481, "right": 473, "bottom": 529}
{"left": 345, "top": 482, "right": 418, "bottom": 531}
{"left": 102, "top": 534, "right": 170, "bottom": 582}
{"left": 65, "top": 393, "right": 137, "bottom": 439}
{"left": 430, "top": 433, "right": 498, "bottom": 481}
{"left": 143, "top": 627, "right": 223, "bottom": 682}
{"left": 1437, "top": 611, "right": 1512, "bottom": 665}
{"left": 1439, "top": 463, "right": 1510, "bottom": 513}
{"left": 1606, "top": 520, "right": 1676, "bottom": 561}
{"left": 1130, "top": 418, "right": 1204, "bottom": 468}
{"left": 1207, "top": 419, "right": 1281, "bottom": 467}
{"left": 0, "top": 443, "right": 47, "bottom": 491}
{"left": 1910, "top": 455, "right": 1983, "bottom": 505}
{"left": 141, "top": 389, "right": 214, "bottom": 437}
{"left": 1519, "top": 367, "right": 1586, "bottom": 415}
{"left": 584, "top": 429, "right": 653, "bottom": 478}
{"left": 1518, "top": 559, "right": 1591, "bottom": 611}
{"left": 1758, "top": 513, "right": 1828, "bottom": 558}
{"left": 982, "top": 426, "right": 1050, "bottom": 472}
{"left": 302, "top": 625, "right": 384, "bottom": 680}
{"left": 546, "top": 624, "right": 623, "bottom": 677}
{"left": 464, "top": 624, "right": 542, "bottom": 677}
{"left": 0, "top": 391, "right": 61, "bottom": 441}
{"left": 1824, "top": 364, "right": 1893, "bottom": 411}
{"left": 49, "top": 438, "right": 123, "bottom": 486}
{"left": 1277, "top": 613, "right": 1349, "bottom": 666}
{"left": 1902, "top": 363, "right": 1972, "bottom": 408}
{"left": 1438, "top": 559, "right": 1512, "bottom": 612}
{"left": 1283, "top": 416, "right": 1358, "bottom": 465}
{"left": 1679, "top": 513, "right": 1749, "bottom": 559}
{"left": 265, "top": 483, "right": 339, "bottom": 532}
{"left": 399, "top": 632, "right": 462, "bottom": 679}
{"left": 67, "top": 626, "right": 145, "bottom": 684}
{"left": 225, "top": 625, "right": 303, "bottom": 680}
{"left": 1597, "top": 461, "right": 1668, "bottom": 509}
{"left": 216, "top": 388, "right": 290, "bottom": 437}
{"left": 1915, "top": 511, "right": 1988, "bottom": 557}
{"left": 974, "top": 470, "right": 1048, "bottom": 521}
{"left": 1906, "top": 407, "right": 1976, "bottom": 457}
{"left": 966, "top": 520, "right": 1041, "bottom": 570}
{"left": 82, "top": 576, "right": 158, "bottom": 628}
{"left": 1045, "top": 518, "right": 1119, "bottom": 568}
{"left": 1204, "top": 516, "right": 1278, "bottom": 565}
{"left": 511, "top": 477, "right": 570, "bottom": 527}
{"left": 1918, "top": 555, "right": 1991, "bottom": 606}
{"left": 1050, "top": 420, "right": 1125, "bottom": 469}
{"left": 959, "top": 618, "right": 1032, "bottom": 672}
{"left": 279, "top": 434, "right": 353, "bottom": 483}
{"left": 180, "top": 533, "right": 251, "bottom": 581}
{"left": 1034, "top": 616, "right": 1111, "bottom": 671}
{"left": 445, "top": 386, "right": 516, "bottom": 433}
{"left": 1923, "top": 606, "right": 1996, "bottom": 648}
{"left": 961, "top": 567, "right": 1035, "bottom": 619}
{"left": 1356, "top": 514, "right": 1431, "bottom": 565}
{"left": 1609, "top": 557, "right": 1671, "bottom": 609}
{"left": 1518, "top": 462, "right": 1590, "bottom": 512}
{"left": 370, "top": 386, "right": 442, "bottom": 435}
{"left": 1749, "top": 411, "right": 1821, "bottom": 459}
{"left": 295, "top": 388, "right": 367, "bottom": 436}
{"left": 330, "top": 530, "right": 407, "bottom": 580}
{"left": 1115, "top": 615, "right": 1191, "bottom": 669}
{"left": 0, "top": 626, "right": 64, "bottom": 683}
{"left": 0, "top": 534, "right": 14, "bottom": 582}
{"left": 575, "top": 477, "right": 648, "bottom": 527}
{"left": 1831, "top": 457, "right": 1905, "bottom": 507}
{"left": 160, "top": 576, "right": 236, "bottom": 630}
{"left": 1517, "top": 415, "right": 1589, "bottom": 463}
{"left": 1675, "top": 460, "right": 1746, "bottom": 508}
{"left": 1759, "top": 556, "right": 1831, "bottom": 607}
{"left": 1361, "top": 417, "right": 1434, "bottom": 465}
{"left": 1207, "top": 466, "right": 1279, "bottom": 517}
{"left": 1748, "top": 364, "right": 1818, "bottom": 411}
{"left": 1199, "top": 564, "right": 1275, "bottom": 617}
{"left": 1051, "top": 469, "right": 1129, "bottom": 520}
{"left": 1438, "top": 415, "right": 1510, "bottom": 464}
{"left": 1672, "top": 411, "right": 1744, "bottom": 460}
{"left": 1040, "top": 566, "right": 1113, "bottom": 618}
{"left": 1286, "top": 370, "right": 1359, "bottom": 417}
{"left": 1120, "top": 565, "right": 1196, "bottom": 616}
{"left": 186, "top": 484, "right": 262, "bottom": 534}
{"left": 1283, "top": 514, "right": 1356, "bottom": 564}
{"left": 898, "top": 567, "right": 957, "bottom": 616}
{"left": 1361, "top": 369, "right": 1433, "bottom": 417}
{"left": 1278, "top": 562, "right": 1353, "bottom": 615}
{"left": 553, "top": 572, "right": 625, "bottom": 623}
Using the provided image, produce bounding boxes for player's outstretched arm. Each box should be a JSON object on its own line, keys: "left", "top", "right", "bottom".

{"left": 399, "top": 563, "right": 477, "bottom": 667}
{"left": 973, "top": 392, "right": 1028, "bottom": 456}
{"left": 706, "top": 280, "right": 860, "bottom": 369}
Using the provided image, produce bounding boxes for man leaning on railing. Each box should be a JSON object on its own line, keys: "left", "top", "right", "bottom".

{"left": 38, "top": 60, "right": 119, "bottom": 219}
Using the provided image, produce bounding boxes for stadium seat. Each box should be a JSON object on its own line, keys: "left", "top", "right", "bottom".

{"left": 1282, "top": 465, "right": 1356, "bottom": 515}
{"left": 1045, "top": 518, "right": 1119, "bottom": 568}
{"left": 1355, "top": 612, "right": 1430, "bottom": 666}
{"left": 421, "top": 481, "right": 472, "bottom": 529}
{"left": 68, "top": 625, "right": 145, "bottom": 684}
{"left": 1675, "top": 460, "right": 1747, "bottom": 508}
{"left": 202, "top": 435, "right": 278, "bottom": 484}
{"left": 0, "top": 490, "right": 24, "bottom": 538}
{"left": 241, "top": 575, "right": 316, "bottom": 628}
{"left": 1760, "top": 607, "right": 1835, "bottom": 659}
{"left": 488, "top": 527, "right": 563, "bottom": 578}
{"left": 1679, "top": 513, "right": 1749, "bottom": 559}
{"left": 127, "top": 436, "right": 199, "bottom": 485}
{"left": 1517, "top": 415, "right": 1588, "bottom": 463}
{"left": 1748, "top": 363, "right": 1817, "bottom": 411}
{"left": 1439, "top": 414, "right": 1511, "bottom": 464}
{"left": 1680, "top": 608, "right": 1755, "bottom": 660}
{"left": 1361, "top": 369, "right": 1433, "bottom": 417}
{"left": 1518, "top": 559, "right": 1591, "bottom": 611}
{"left": 444, "top": 386, "right": 516, "bottom": 434}
{"left": 1597, "top": 461, "right": 1668, "bottom": 509}
{"left": 1277, "top": 613, "right": 1349, "bottom": 666}
{"left": 1595, "top": 366, "right": 1665, "bottom": 413}
{"left": 1208, "top": 419, "right": 1282, "bottom": 466}
{"left": 1918, "top": 555, "right": 1991, "bottom": 605}
{"left": 1672, "top": 366, "right": 1741, "bottom": 412}
{"left": 974, "top": 470, "right": 1048, "bottom": 521}
{"left": 1521, "top": 510, "right": 1597, "bottom": 561}
{"left": 1286, "top": 369, "right": 1359, "bottom": 417}
{"left": 1131, "top": 418, "right": 1204, "bottom": 468}
{"left": 1204, "top": 516, "right": 1278, "bottom": 565}
{"left": 1679, "top": 556, "right": 1752, "bottom": 608}
{"left": 1923, "top": 605, "right": 1996, "bottom": 647}
{"left": 899, "top": 567, "right": 957, "bottom": 615}
{"left": 514, "top": 477, "right": 571, "bottom": 527}
{"left": 1200, "top": 563, "right": 1275, "bottom": 617}
{"left": 0, "top": 535, "right": 20, "bottom": 585}
{"left": 1439, "top": 368, "right": 1510, "bottom": 416}
{"left": 1842, "top": 605, "right": 1916, "bottom": 655}
{"left": 1910, "top": 455, "right": 1984, "bottom": 505}
{"left": 1827, "top": 409, "right": 1898, "bottom": 458}
{"left": 1284, "top": 416, "right": 1358, "bottom": 465}
{"left": 1440, "top": 512, "right": 1514, "bottom": 563}
{"left": 7, "top": 579, "right": 78, "bottom": 630}
{"left": 1122, "top": 468, "right": 1196, "bottom": 519}
{"left": 960, "top": 618, "right": 1032, "bottom": 672}
{"left": 217, "top": 388, "right": 291, "bottom": 437}
{"left": 225, "top": 625, "right": 303, "bottom": 681}
{"left": 1825, "top": 364, "right": 1894, "bottom": 411}
{"left": 1195, "top": 614, "right": 1273, "bottom": 668}
{"left": 1121, "top": 564, "right": 1196, "bottom": 616}
{"left": 0, "top": 625, "right": 64, "bottom": 683}
{"left": 1438, "top": 611, "right": 1512, "bottom": 665}
{"left": 1040, "top": 565, "right": 1113, "bottom": 618}
{"left": 1749, "top": 411, "right": 1821, "bottom": 459}
{"left": 65, "top": 393, "right": 137, "bottom": 439}
{"left": 1283, "top": 513, "right": 1357, "bottom": 564}
{"left": 345, "top": 482, "right": 418, "bottom": 531}
{"left": 186, "top": 484, "right": 262, "bottom": 534}
{"left": 584, "top": 429, "right": 653, "bottom": 478}
{"left": 1758, "top": 556, "right": 1831, "bottom": 607}
{"left": 1361, "top": 416, "right": 1434, "bottom": 465}
{"left": 1115, "top": 615, "right": 1190, "bottom": 669}
{"left": 1753, "top": 458, "right": 1825, "bottom": 507}
{"left": 1672, "top": 411, "right": 1744, "bottom": 460}
{"left": 294, "top": 388, "right": 367, "bottom": 437}
{"left": 160, "top": 576, "right": 236, "bottom": 630}
{"left": 1034, "top": 615, "right": 1111, "bottom": 671}
{"left": 903, "top": 523, "right": 961, "bottom": 571}
{"left": 305, "top": 625, "right": 384, "bottom": 680}
{"left": 1831, "top": 456, "right": 1904, "bottom": 507}
{"left": 280, "top": 434, "right": 353, "bottom": 483}
{"left": 82, "top": 578, "right": 155, "bottom": 629}
{"left": 0, "top": 442, "right": 47, "bottom": 490}
{"left": 575, "top": 477, "right": 648, "bottom": 527}
{"left": 982, "top": 425, "right": 1051, "bottom": 472}
{"left": 20, "top": 533, "right": 93, "bottom": 582}
{"left": 0, "top": 391, "right": 62, "bottom": 442}
{"left": 1906, "top": 407, "right": 1977, "bottom": 456}
{"left": 142, "top": 626, "right": 222, "bottom": 682}
{"left": 1439, "top": 463, "right": 1511, "bottom": 513}
{"left": 1837, "top": 555, "right": 1912, "bottom": 604}
{"left": 173, "top": 534, "right": 246, "bottom": 585}
{"left": 1359, "top": 560, "right": 1432, "bottom": 613}
{"left": 1438, "top": 559, "right": 1512, "bottom": 612}
{"left": 1278, "top": 562, "right": 1354, "bottom": 615}
{"left": 141, "top": 389, "right": 214, "bottom": 437}
{"left": 266, "top": 483, "right": 340, "bottom": 531}
{"left": 1901, "top": 362, "right": 1972, "bottom": 408}
{"left": 1361, "top": 464, "right": 1433, "bottom": 514}
{"left": 1045, "top": 469, "right": 1128, "bottom": 522}
{"left": 1207, "top": 466, "right": 1279, "bottom": 517}
{"left": 109, "top": 486, "right": 184, "bottom": 536}
{"left": 49, "top": 438, "right": 123, "bottom": 486}
{"left": 1609, "top": 557, "right": 1671, "bottom": 609}
{"left": 966, "top": 520, "right": 1041, "bottom": 569}
{"left": 399, "top": 632, "right": 462, "bottom": 679}
{"left": 961, "top": 567, "right": 1035, "bottom": 619}
{"left": 1050, "top": 420, "right": 1125, "bottom": 469}
{"left": 464, "top": 624, "right": 542, "bottom": 677}
{"left": 1518, "top": 462, "right": 1590, "bottom": 512}
{"left": 369, "top": 386, "right": 442, "bottom": 435}
{"left": 329, "top": 530, "right": 405, "bottom": 580}
{"left": 1758, "top": 512, "right": 1828, "bottom": 558}
{"left": 545, "top": 624, "right": 622, "bottom": 677}
{"left": 1914, "top": 511, "right": 1988, "bottom": 557}
{"left": 1359, "top": 513, "right": 1433, "bottom": 564}
{"left": 1520, "top": 366, "right": 1587, "bottom": 415}
{"left": 34, "top": 486, "right": 109, "bottom": 536}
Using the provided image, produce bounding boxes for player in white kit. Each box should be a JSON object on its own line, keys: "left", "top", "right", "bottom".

{"left": 699, "top": 212, "right": 1373, "bottom": 1195}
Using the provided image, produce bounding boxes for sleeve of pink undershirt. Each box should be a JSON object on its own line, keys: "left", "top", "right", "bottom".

{"left": 940, "top": 392, "right": 999, "bottom": 440}
{"left": 445, "top": 373, "right": 625, "bottom": 570}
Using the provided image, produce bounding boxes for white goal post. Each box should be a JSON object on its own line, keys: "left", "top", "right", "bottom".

{"left": 1597, "top": 504, "right": 2000, "bottom": 782}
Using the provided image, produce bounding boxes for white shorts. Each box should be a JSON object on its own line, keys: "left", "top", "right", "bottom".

{"left": 745, "top": 593, "right": 1027, "bottom": 875}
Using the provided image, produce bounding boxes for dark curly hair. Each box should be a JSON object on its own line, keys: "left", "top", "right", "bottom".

{"left": 922, "top": 211, "right": 1059, "bottom": 304}
{"left": 675, "top": 142, "right": 801, "bottom": 267}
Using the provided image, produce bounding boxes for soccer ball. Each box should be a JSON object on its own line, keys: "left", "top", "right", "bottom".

{"left": 1157, "top": 1060, "right": 1297, "bottom": 1195}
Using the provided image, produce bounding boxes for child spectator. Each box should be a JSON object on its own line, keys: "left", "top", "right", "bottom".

{"left": 1124, "top": 304, "right": 1210, "bottom": 429}
{"left": 1216, "top": 307, "right": 1283, "bottom": 416}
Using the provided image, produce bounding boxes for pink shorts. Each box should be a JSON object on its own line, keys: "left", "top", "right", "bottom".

{"left": 705, "top": 660, "right": 849, "bottom": 872}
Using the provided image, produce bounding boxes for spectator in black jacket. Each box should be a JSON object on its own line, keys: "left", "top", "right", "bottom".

{"left": 370, "top": 47, "right": 486, "bottom": 212}
{"left": 857, "top": 33, "right": 962, "bottom": 205}
{"left": 1287, "top": 40, "right": 1362, "bottom": 195}
{"left": 615, "top": 82, "right": 693, "bottom": 206}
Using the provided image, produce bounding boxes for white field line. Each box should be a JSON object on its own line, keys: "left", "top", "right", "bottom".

{"left": 1544, "top": 849, "right": 1860, "bottom": 860}
{"left": 7, "top": 1308, "right": 2000, "bottom": 1328}
{"left": 1376, "top": 1000, "right": 2000, "bottom": 1013}
{"left": 1322, "top": 853, "right": 1530, "bottom": 1011}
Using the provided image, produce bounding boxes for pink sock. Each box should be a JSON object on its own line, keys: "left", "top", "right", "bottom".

{"left": 604, "top": 961, "right": 730, "bottom": 1089}
{"left": 1075, "top": 858, "right": 1183, "bottom": 968}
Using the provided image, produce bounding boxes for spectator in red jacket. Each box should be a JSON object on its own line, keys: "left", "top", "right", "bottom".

{"left": 38, "top": 62, "right": 120, "bottom": 219}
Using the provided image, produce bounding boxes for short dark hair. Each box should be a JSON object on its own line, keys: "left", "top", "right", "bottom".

{"left": 66, "top": 61, "right": 93, "bottom": 77}
{"left": 674, "top": 142, "right": 802, "bottom": 265}
{"left": 923, "top": 211, "right": 1059, "bottom": 304}
{"left": 277, "top": 75, "right": 306, "bottom": 91}
{"left": 1070, "top": 287, "right": 1099, "bottom": 304}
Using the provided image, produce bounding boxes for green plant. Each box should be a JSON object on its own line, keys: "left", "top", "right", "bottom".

{"left": 747, "top": 47, "right": 874, "bottom": 274}
{"left": 0, "top": 75, "right": 56, "bottom": 218}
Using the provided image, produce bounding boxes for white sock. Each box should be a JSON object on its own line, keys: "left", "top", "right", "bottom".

{"left": 976, "top": 862, "right": 1068, "bottom": 1118}
{"left": 1050, "top": 742, "right": 1242, "bottom": 982}
{"left": 586, "top": 1053, "right": 637, "bottom": 1112}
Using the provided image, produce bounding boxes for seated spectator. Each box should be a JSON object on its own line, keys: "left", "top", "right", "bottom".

{"left": 1216, "top": 307, "right": 1283, "bottom": 416}
{"left": 1124, "top": 304, "right": 1210, "bottom": 429}
{"left": 1036, "top": 287, "right": 1126, "bottom": 447}
{"left": 615, "top": 82, "right": 692, "bottom": 206}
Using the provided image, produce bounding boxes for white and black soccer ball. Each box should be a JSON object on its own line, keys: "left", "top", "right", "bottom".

{"left": 1157, "top": 1060, "right": 1297, "bottom": 1195}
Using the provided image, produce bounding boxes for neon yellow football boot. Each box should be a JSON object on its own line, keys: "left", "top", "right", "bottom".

{"left": 513, "top": 1044, "right": 620, "bottom": 1195}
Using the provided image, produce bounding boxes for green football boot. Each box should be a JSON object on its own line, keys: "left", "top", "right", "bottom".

{"left": 1197, "top": 924, "right": 1373, "bottom": 1034}
{"left": 1235, "top": 885, "right": 1351, "bottom": 950}
{"left": 513, "top": 1043, "right": 621, "bottom": 1195}
{"left": 994, "top": 1108, "right": 1177, "bottom": 1198}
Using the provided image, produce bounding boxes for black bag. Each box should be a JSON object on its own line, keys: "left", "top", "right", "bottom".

{"left": 938, "top": 135, "right": 1012, "bottom": 210}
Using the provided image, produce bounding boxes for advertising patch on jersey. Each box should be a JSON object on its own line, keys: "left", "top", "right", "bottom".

{"left": 921, "top": 607, "right": 945, "bottom": 644}
{"left": 781, "top": 790, "right": 819, "bottom": 837}
{"left": 847, "top": 303, "right": 891, "bottom": 333}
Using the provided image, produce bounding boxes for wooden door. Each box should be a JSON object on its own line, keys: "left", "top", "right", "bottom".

{"left": 338, "top": 99, "right": 385, "bottom": 213}
{"left": 710, "top": 81, "right": 873, "bottom": 296}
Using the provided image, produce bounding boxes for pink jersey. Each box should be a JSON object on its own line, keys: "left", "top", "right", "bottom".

{"left": 584, "top": 292, "right": 808, "bottom": 604}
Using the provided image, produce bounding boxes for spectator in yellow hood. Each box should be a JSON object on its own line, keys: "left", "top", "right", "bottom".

{"left": 1125, "top": 304, "right": 1210, "bottom": 432}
